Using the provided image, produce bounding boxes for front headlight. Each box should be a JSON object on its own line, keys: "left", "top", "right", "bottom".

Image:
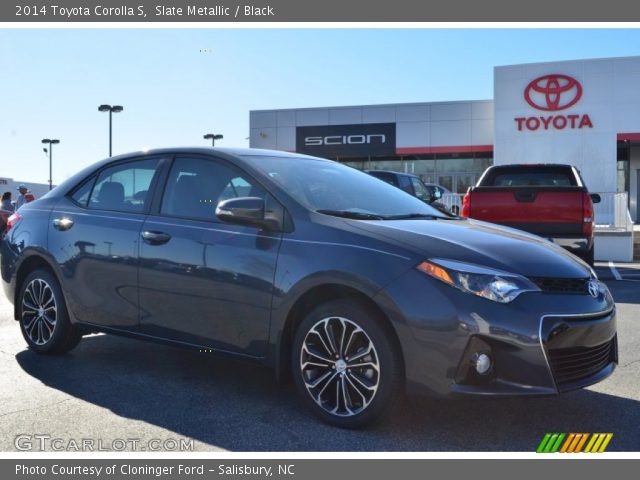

{"left": 416, "top": 258, "right": 540, "bottom": 304}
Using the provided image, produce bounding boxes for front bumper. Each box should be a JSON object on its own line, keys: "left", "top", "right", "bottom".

{"left": 374, "top": 269, "right": 616, "bottom": 397}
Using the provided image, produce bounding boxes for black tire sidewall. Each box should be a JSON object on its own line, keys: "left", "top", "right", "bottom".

{"left": 18, "top": 269, "right": 75, "bottom": 354}
{"left": 291, "top": 298, "right": 402, "bottom": 428}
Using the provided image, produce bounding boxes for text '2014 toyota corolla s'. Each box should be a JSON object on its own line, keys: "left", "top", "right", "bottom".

{"left": 1, "top": 148, "right": 617, "bottom": 428}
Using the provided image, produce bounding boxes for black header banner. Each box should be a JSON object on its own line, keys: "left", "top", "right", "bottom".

{"left": 4, "top": 0, "right": 640, "bottom": 22}
{"left": 296, "top": 123, "right": 396, "bottom": 157}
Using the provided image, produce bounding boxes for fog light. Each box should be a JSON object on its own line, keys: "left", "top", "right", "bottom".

{"left": 474, "top": 353, "right": 492, "bottom": 375}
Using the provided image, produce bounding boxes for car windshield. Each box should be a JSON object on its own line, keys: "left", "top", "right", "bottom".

{"left": 242, "top": 155, "right": 446, "bottom": 219}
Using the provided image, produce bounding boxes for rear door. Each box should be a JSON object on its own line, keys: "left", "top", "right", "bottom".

{"left": 48, "top": 156, "right": 165, "bottom": 329}
{"left": 137, "top": 155, "right": 283, "bottom": 356}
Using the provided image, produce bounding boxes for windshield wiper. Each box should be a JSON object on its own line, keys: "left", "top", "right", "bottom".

{"left": 384, "top": 213, "right": 442, "bottom": 220}
{"left": 316, "top": 209, "right": 386, "bottom": 220}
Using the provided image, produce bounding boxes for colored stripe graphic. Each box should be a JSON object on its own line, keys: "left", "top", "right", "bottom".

{"left": 536, "top": 433, "right": 552, "bottom": 453}
{"left": 537, "top": 433, "right": 565, "bottom": 453}
{"left": 585, "top": 433, "right": 614, "bottom": 453}
{"left": 573, "top": 433, "right": 589, "bottom": 453}
{"left": 598, "top": 434, "right": 613, "bottom": 453}
{"left": 559, "top": 433, "right": 575, "bottom": 453}
{"left": 538, "top": 433, "right": 613, "bottom": 453}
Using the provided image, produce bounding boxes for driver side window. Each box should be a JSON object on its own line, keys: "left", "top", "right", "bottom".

{"left": 161, "top": 156, "right": 266, "bottom": 222}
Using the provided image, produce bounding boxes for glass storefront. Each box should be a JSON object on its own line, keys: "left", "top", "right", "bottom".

{"left": 333, "top": 152, "right": 493, "bottom": 194}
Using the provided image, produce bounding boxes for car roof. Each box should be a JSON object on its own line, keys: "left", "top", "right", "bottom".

{"left": 50, "top": 147, "right": 332, "bottom": 197}
{"left": 107, "top": 146, "right": 314, "bottom": 160}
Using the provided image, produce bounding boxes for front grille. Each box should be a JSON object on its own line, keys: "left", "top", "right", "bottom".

{"left": 548, "top": 337, "right": 617, "bottom": 389}
{"left": 529, "top": 277, "right": 590, "bottom": 294}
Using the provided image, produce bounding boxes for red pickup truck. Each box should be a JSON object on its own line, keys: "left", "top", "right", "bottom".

{"left": 461, "top": 164, "right": 600, "bottom": 265}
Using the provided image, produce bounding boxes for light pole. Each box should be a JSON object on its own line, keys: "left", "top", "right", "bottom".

{"left": 41, "top": 138, "right": 60, "bottom": 191}
{"left": 203, "top": 133, "right": 223, "bottom": 147}
{"left": 98, "top": 104, "right": 124, "bottom": 157}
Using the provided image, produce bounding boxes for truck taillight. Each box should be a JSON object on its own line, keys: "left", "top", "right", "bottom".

{"left": 461, "top": 193, "right": 470, "bottom": 218}
{"left": 582, "top": 192, "right": 594, "bottom": 237}
{"left": 4, "top": 212, "right": 22, "bottom": 234}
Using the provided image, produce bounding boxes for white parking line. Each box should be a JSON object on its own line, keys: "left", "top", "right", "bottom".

{"left": 608, "top": 261, "right": 622, "bottom": 280}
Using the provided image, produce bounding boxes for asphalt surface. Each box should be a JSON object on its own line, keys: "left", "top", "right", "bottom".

{"left": 0, "top": 262, "right": 638, "bottom": 452}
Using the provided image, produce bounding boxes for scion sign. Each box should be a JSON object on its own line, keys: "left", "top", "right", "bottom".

{"left": 296, "top": 123, "right": 396, "bottom": 156}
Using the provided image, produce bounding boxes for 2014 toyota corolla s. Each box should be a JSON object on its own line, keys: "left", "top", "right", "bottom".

{"left": 0, "top": 148, "right": 617, "bottom": 428}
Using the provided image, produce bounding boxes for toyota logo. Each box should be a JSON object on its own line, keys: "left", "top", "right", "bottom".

{"left": 588, "top": 279, "right": 599, "bottom": 299}
{"left": 524, "top": 74, "right": 583, "bottom": 111}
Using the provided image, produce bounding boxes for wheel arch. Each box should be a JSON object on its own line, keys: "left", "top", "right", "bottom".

{"left": 13, "top": 253, "right": 61, "bottom": 321}
{"left": 273, "top": 282, "right": 405, "bottom": 384}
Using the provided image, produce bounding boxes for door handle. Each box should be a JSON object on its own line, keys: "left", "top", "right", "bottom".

{"left": 141, "top": 230, "right": 171, "bottom": 245}
{"left": 53, "top": 217, "right": 74, "bottom": 231}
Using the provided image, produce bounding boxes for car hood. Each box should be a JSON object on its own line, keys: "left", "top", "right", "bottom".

{"left": 349, "top": 217, "right": 592, "bottom": 278}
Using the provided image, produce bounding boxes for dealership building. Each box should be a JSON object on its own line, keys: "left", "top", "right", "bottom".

{"left": 249, "top": 55, "right": 640, "bottom": 261}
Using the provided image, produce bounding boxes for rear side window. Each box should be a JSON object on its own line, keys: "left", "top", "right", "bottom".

{"left": 482, "top": 167, "right": 577, "bottom": 187}
{"left": 70, "top": 176, "right": 96, "bottom": 207}
{"left": 161, "top": 156, "right": 267, "bottom": 222}
{"left": 88, "top": 158, "right": 160, "bottom": 213}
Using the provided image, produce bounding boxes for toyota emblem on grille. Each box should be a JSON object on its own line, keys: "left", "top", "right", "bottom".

{"left": 588, "top": 280, "right": 599, "bottom": 298}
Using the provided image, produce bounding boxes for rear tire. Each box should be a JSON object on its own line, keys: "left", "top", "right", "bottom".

{"left": 18, "top": 269, "right": 82, "bottom": 354}
{"left": 291, "top": 298, "right": 402, "bottom": 428}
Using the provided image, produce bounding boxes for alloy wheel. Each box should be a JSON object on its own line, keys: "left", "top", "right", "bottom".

{"left": 21, "top": 278, "right": 57, "bottom": 346}
{"left": 300, "top": 316, "right": 380, "bottom": 417}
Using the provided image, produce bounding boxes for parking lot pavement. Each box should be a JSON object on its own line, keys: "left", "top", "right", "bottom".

{"left": 596, "top": 261, "right": 640, "bottom": 282}
{"left": 1, "top": 274, "right": 639, "bottom": 452}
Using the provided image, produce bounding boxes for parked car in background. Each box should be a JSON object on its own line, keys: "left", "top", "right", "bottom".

{"left": 422, "top": 183, "right": 461, "bottom": 215}
{"left": 2, "top": 149, "right": 616, "bottom": 428}
{"left": 366, "top": 170, "right": 455, "bottom": 214}
{"left": 461, "top": 164, "right": 600, "bottom": 265}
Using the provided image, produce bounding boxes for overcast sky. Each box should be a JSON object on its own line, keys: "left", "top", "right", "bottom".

{"left": 2, "top": 28, "right": 640, "bottom": 184}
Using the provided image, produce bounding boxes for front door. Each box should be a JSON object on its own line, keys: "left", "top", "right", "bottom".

{"left": 137, "top": 155, "right": 282, "bottom": 356}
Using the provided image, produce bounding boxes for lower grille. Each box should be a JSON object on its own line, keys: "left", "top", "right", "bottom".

{"left": 548, "top": 336, "right": 617, "bottom": 389}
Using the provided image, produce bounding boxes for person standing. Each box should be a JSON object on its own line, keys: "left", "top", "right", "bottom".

{"left": 1, "top": 191, "right": 13, "bottom": 212}
{"left": 15, "top": 184, "right": 35, "bottom": 210}
{"left": 1, "top": 191, "right": 14, "bottom": 236}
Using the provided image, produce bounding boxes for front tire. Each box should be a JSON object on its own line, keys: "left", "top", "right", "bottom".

{"left": 291, "top": 299, "right": 402, "bottom": 428}
{"left": 18, "top": 269, "right": 82, "bottom": 354}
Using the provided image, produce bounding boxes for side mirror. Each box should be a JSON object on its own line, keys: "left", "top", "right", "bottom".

{"left": 433, "top": 189, "right": 442, "bottom": 200}
{"left": 216, "top": 197, "right": 270, "bottom": 229}
{"left": 590, "top": 193, "right": 601, "bottom": 204}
